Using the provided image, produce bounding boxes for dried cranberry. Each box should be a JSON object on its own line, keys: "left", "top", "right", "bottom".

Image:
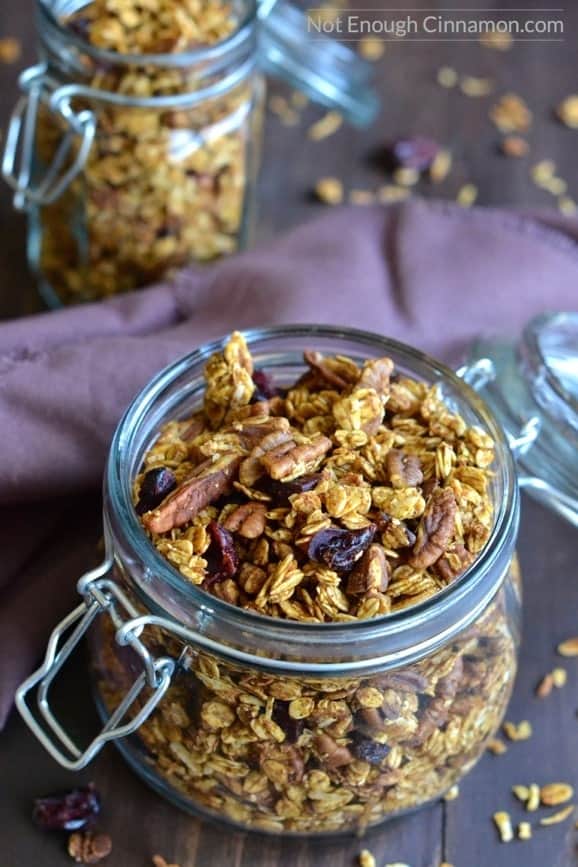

{"left": 388, "top": 137, "right": 439, "bottom": 172}
{"left": 271, "top": 701, "right": 305, "bottom": 743}
{"left": 259, "top": 473, "right": 322, "bottom": 505}
{"left": 251, "top": 369, "right": 279, "bottom": 402}
{"left": 308, "top": 525, "right": 376, "bottom": 574}
{"left": 350, "top": 732, "right": 391, "bottom": 765}
{"left": 204, "top": 521, "right": 238, "bottom": 583}
{"left": 32, "top": 784, "right": 101, "bottom": 832}
{"left": 135, "top": 467, "right": 177, "bottom": 515}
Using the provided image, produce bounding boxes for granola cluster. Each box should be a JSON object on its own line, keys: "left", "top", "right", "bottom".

{"left": 36, "top": 0, "right": 262, "bottom": 303}
{"left": 136, "top": 332, "right": 496, "bottom": 619}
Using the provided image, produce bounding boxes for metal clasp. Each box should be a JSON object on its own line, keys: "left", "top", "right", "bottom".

{"left": 2, "top": 63, "right": 96, "bottom": 210}
{"left": 15, "top": 560, "right": 175, "bottom": 771}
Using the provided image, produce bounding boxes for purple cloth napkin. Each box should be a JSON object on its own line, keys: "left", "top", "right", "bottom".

{"left": 1, "top": 198, "right": 578, "bottom": 728}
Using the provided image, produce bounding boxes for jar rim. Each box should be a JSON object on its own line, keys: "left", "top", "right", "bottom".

{"left": 38, "top": 0, "right": 258, "bottom": 70}
{"left": 105, "top": 324, "right": 519, "bottom": 669}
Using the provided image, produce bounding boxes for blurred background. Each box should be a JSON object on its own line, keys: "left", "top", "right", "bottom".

{"left": 0, "top": 0, "right": 576, "bottom": 317}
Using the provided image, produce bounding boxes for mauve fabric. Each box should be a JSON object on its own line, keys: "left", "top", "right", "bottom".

{"left": 1, "top": 198, "right": 578, "bottom": 728}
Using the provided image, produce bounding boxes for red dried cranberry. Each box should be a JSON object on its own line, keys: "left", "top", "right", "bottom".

{"left": 251, "top": 369, "right": 278, "bottom": 402}
{"left": 271, "top": 701, "right": 305, "bottom": 743}
{"left": 32, "top": 784, "right": 101, "bottom": 832}
{"left": 308, "top": 525, "right": 376, "bottom": 574}
{"left": 204, "top": 521, "right": 238, "bottom": 583}
{"left": 260, "top": 473, "right": 322, "bottom": 505}
{"left": 388, "top": 137, "right": 439, "bottom": 172}
{"left": 350, "top": 732, "right": 391, "bottom": 765}
{"left": 135, "top": 467, "right": 177, "bottom": 515}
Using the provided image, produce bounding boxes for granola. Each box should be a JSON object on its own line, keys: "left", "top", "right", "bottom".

{"left": 93, "top": 333, "right": 518, "bottom": 834}
{"left": 35, "top": 1, "right": 263, "bottom": 303}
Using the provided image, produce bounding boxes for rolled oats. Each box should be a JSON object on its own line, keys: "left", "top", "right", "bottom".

{"left": 493, "top": 810, "right": 514, "bottom": 843}
{"left": 557, "top": 637, "right": 578, "bottom": 657}
{"left": 437, "top": 66, "right": 458, "bottom": 88}
{"left": 539, "top": 805, "right": 575, "bottom": 826}
{"left": 94, "top": 332, "right": 517, "bottom": 834}
{"left": 540, "top": 783, "right": 574, "bottom": 806}
{"left": 517, "top": 821, "right": 532, "bottom": 840}
{"left": 36, "top": 0, "right": 262, "bottom": 303}
{"left": 315, "top": 178, "right": 344, "bottom": 205}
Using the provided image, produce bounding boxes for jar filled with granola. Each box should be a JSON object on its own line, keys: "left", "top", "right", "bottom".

{"left": 2, "top": 1, "right": 378, "bottom": 306}
{"left": 17, "top": 326, "right": 522, "bottom": 836}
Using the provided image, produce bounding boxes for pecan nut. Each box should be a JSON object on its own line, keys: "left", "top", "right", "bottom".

{"left": 313, "top": 733, "right": 354, "bottom": 768}
{"left": 143, "top": 454, "right": 242, "bottom": 533}
{"left": 408, "top": 487, "right": 457, "bottom": 569}
{"left": 222, "top": 502, "right": 267, "bottom": 538}
{"left": 261, "top": 435, "right": 332, "bottom": 481}
{"left": 386, "top": 448, "right": 424, "bottom": 489}
{"left": 347, "top": 544, "right": 391, "bottom": 596}
{"left": 68, "top": 832, "right": 112, "bottom": 864}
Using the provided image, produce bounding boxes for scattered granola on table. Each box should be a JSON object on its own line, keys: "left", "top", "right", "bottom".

{"left": 68, "top": 831, "right": 112, "bottom": 864}
{"left": 94, "top": 332, "right": 518, "bottom": 834}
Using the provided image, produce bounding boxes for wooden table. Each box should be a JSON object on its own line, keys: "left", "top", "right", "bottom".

{"left": 1, "top": 2, "right": 578, "bottom": 866}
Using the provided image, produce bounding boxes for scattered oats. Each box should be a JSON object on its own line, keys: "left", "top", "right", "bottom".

{"left": 501, "top": 136, "right": 529, "bottom": 158}
{"left": 539, "top": 805, "right": 575, "bottom": 826}
{"left": 444, "top": 785, "right": 459, "bottom": 801}
{"left": 540, "top": 783, "right": 574, "bottom": 806}
{"left": 393, "top": 167, "right": 420, "bottom": 187}
{"left": 315, "top": 177, "right": 344, "bottom": 205}
{"left": 0, "top": 37, "right": 21, "bottom": 64}
{"left": 551, "top": 667, "right": 567, "bottom": 687}
{"left": 308, "top": 111, "right": 343, "bottom": 141}
{"left": 480, "top": 31, "right": 513, "bottom": 51}
{"left": 512, "top": 785, "right": 530, "bottom": 803}
{"left": 429, "top": 149, "right": 452, "bottom": 184}
{"left": 291, "top": 91, "right": 309, "bottom": 109}
{"left": 358, "top": 37, "right": 385, "bottom": 61}
{"left": 437, "top": 66, "right": 458, "bottom": 88}
{"left": 268, "top": 95, "right": 300, "bottom": 126}
{"left": 440, "top": 863, "right": 454, "bottom": 867}
{"left": 377, "top": 184, "right": 411, "bottom": 203}
{"left": 349, "top": 189, "right": 376, "bottom": 206}
{"left": 536, "top": 673, "right": 554, "bottom": 697}
{"left": 385, "top": 864, "right": 411, "bottom": 867}
{"left": 518, "top": 821, "right": 532, "bottom": 840}
{"left": 558, "top": 197, "right": 578, "bottom": 216}
{"left": 531, "top": 159, "right": 556, "bottom": 186}
{"left": 490, "top": 93, "right": 532, "bottom": 133}
{"left": 493, "top": 811, "right": 514, "bottom": 843}
{"left": 557, "top": 95, "right": 578, "bottom": 129}
{"left": 503, "top": 720, "right": 532, "bottom": 741}
{"left": 545, "top": 177, "right": 567, "bottom": 196}
{"left": 526, "top": 783, "right": 541, "bottom": 812}
{"left": 460, "top": 76, "right": 494, "bottom": 97}
{"left": 456, "top": 184, "right": 478, "bottom": 207}
{"left": 558, "top": 637, "right": 578, "bottom": 657}
{"left": 487, "top": 738, "right": 507, "bottom": 755}
{"left": 358, "top": 851, "right": 376, "bottom": 867}
{"left": 280, "top": 109, "right": 300, "bottom": 126}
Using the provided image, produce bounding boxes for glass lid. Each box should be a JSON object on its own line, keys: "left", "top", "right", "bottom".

{"left": 259, "top": 0, "right": 380, "bottom": 126}
{"left": 460, "top": 312, "right": 578, "bottom": 528}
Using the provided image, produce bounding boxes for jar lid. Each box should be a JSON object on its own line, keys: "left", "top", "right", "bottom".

{"left": 259, "top": 0, "right": 380, "bottom": 126}
{"left": 460, "top": 312, "right": 578, "bottom": 528}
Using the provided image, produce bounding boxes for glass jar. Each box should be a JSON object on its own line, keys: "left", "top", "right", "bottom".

{"left": 17, "top": 325, "right": 521, "bottom": 836}
{"left": 2, "top": 1, "right": 378, "bottom": 307}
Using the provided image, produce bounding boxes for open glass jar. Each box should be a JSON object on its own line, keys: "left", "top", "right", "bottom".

{"left": 17, "top": 325, "right": 522, "bottom": 836}
{"left": 2, "top": 1, "right": 378, "bottom": 307}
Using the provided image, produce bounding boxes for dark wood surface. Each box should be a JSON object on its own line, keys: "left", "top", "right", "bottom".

{"left": 1, "top": 2, "right": 578, "bottom": 866}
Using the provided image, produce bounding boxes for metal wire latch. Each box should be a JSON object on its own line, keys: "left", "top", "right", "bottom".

{"left": 15, "top": 560, "right": 175, "bottom": 771}
{"left": 1, "top": 63, "right": 96, "bottom": 210}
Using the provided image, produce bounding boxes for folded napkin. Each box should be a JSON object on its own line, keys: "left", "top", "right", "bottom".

{"left": 1, "top": 198, "right": 578, "bottom": 728}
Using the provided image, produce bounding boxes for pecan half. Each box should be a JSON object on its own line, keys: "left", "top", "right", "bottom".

{"left": 261, "top": 435, "right": 332, "bottom": 481}
{"left": 358, "top": 357, "right": 394, "bottom": 398}
{"left": 346, "top": 544, "right": 391, "bottom": 596}
{"left": 433, "top": 543, "right": 474, "bottom": 583}
{"left": 313, "top": 732, "right": 353, "bottom": 768}
{"left": 239, "top": 428, "right": 294, "bottom": 486}
{"left": 143, "top": 454, "right": 241, "bottom": 533}
{"left": 68, "top": 831, "right": 112, "bottom": 864}
{"left": 303, "top": 350, "right": 351, "bottom": 389}
{"left": 386, "top": 449, "right": 423, "bottom": 489}
{"left": 222, "top": 502, "right": 267, "bottom": 538}
{"left": 408, "top": 487, "right": 457, "bottom": 569}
